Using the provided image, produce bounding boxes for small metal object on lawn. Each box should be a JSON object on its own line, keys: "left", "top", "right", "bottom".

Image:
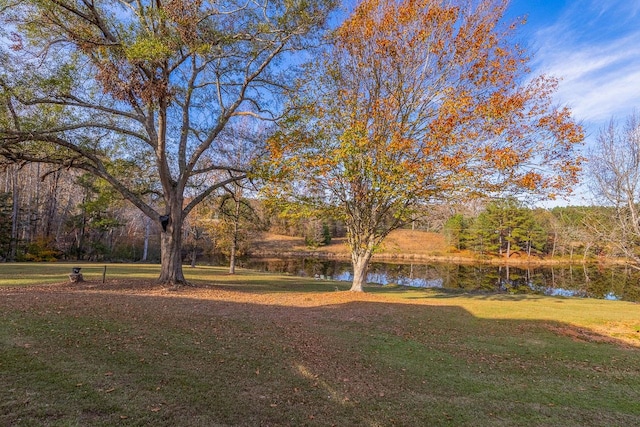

{"left": 69, "top": 267, "right": 84, "bottom": 283}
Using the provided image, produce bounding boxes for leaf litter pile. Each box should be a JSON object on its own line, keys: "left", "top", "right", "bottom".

{"left": 1, "top": 280, "right": 639, "bottom": 426}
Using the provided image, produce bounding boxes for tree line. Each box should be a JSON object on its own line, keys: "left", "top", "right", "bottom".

{"left": 443, "top": 200, "right": 614, "bottom": 261}
{"left": 2, "top": 0, "right": 635, "bottom": 291}
{"left": 0, "top": 159, "right": 614, "bottom": 266}
{"left": 1, "top": 165, "right": 152, "bottom": 262}
{"left": 0, "top": 164, "right": 272, "bottom": 270}
{"left": 0, "top": 162, "right": 337, "bottom": 266}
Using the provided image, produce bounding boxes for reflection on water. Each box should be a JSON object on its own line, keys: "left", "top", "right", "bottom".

{"left": 241, "top": 258, "right": 640, "bottom": 302}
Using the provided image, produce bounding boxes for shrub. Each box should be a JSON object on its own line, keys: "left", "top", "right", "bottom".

{"left": 19, "top": 238, "right": 61, "bottom": 262}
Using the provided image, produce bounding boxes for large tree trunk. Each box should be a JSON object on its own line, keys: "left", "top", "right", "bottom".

{"left": 158, "top": 202, "right": 186, "bottom": 286}
{"left": 350, "top": 250, "right": 373, "bottom": 292}
{"left": 159, "top": 227, "right": 186, "bottom": 285}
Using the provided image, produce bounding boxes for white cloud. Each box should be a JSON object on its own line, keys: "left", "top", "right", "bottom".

{"left": 530, "top": 2, "right": 640, "bottom": 127}
{"left": 519, "top": 1, "right": 640, "bottom": 206}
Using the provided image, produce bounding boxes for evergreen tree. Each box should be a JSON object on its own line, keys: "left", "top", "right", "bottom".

{"left": 444, "top": 214, "right": 469, "bottom": 250}
{"left": 469, "top": 199, "right": 547, "bottom": 257}
{"left": 68, "top": 174, "right": 123, "bottom": 260}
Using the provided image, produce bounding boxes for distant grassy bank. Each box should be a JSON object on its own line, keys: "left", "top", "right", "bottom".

{"left": 251, "top": 229, "right": 451, "bottom": 260}
{"left": 251, "top": 229, "right": 612, "bottom": 265}
{"left": 1, "top": 264, "right": 639, "bottom": 426}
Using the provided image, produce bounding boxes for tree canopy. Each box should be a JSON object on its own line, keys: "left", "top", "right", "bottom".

{"left": 589, "top": 111, "right": 640, "bottom": 266}
{"left": 0, "top": 0, "right": 337, "bottom": 284}
{"left": 266, "top": 0, "right": 584, "bottom": 291}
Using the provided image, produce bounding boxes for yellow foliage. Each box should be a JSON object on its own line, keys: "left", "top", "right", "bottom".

{"left": 264, "top": 0, "right": 584, "bottom": 256}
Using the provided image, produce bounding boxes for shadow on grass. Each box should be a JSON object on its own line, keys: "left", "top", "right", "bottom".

{"left": 1, "top": 283, "right": 640, "bottom": 426}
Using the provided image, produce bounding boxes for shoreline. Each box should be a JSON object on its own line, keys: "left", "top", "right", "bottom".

{"left": 248, "top": 249, "right": 623, "bottom": 266}
{"left": 250, "top": 231, "right": 627, "bottom": 267}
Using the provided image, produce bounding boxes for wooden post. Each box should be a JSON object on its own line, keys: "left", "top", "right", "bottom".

{"left": 102, "top": 265, "right": 107, "bottom": 283}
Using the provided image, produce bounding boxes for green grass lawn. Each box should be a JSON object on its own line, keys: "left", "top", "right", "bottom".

{"left": 0, "top": 262, "right": 183, "bottom": 286}
{"left": 1, "top": 262, "right": 639, "bottom": 426}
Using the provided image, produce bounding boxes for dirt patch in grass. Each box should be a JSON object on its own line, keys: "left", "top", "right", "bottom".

{"left": 545, "top": 324, "right": 637, "bottom": 348}
{"left": 546, "top": 322, "right": 640, "bottom": 348}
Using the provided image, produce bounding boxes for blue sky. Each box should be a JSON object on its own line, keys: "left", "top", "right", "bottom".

{"left": 339, "top": 2, "right": 640, "bottom": 135}
{"left": 505, "top": 0, "right": 640, "bottom": 204}
{"left": 339, "top": 0, "right": 640, "bottom": 130}
{"left": 506, "top": 0, "right": 640, "bottom": 127}
{"left": 339, "top": 1, "right": 640, "bottom": 204}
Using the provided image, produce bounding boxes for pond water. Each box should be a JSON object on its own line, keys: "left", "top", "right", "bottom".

{"left": 241, "top": 258, "right": 640, "bottom": 302}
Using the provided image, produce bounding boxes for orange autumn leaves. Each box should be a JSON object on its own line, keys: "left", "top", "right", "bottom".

{"left": 267, "top": 0, "right": 583, "bottom": 208}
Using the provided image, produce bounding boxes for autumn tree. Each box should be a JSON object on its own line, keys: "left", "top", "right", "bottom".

{"left": 589, "top": 111, "right": 640, "bottom": 266}
{"left": 183, "top": 199, "right": 215, "bottom": 268}
{"left": 0, "top": 0, "right": 336, "bottom": 284}
{"left": 216, "top": 182, "right": 262, "bottom": 274}
{"left": 548, "top": 206, "right": 597, "bottom": 260}
{"left": 267, "top": 0, "right": 583, "bottom": 291}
